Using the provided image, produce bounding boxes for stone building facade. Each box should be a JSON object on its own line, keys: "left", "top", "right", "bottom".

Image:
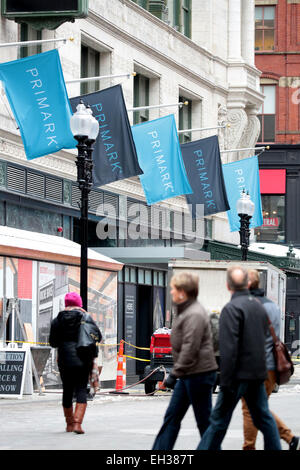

{"left": 0, "top": 0, "right": 263, "bottom": 247}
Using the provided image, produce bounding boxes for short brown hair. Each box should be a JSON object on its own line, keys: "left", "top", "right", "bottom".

{"left": 170, "top": 271, "right": 199, "bottom": 299}
{"left": 248, "top": 269, "right": 260, "bottom": 289}
{"left": 227, "top": 265, "right": 248, "bottom": 291}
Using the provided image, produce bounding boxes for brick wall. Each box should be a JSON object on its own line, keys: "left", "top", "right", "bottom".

{"left": 255, "top": 0, "right": 300, "bottom": 143}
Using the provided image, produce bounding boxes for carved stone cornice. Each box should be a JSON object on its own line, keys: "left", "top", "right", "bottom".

{"left": 227, "top": 108, "right": 248, "bottom": 150}
{"left": 240, "top": 112, "right": 261, "bottom": 156}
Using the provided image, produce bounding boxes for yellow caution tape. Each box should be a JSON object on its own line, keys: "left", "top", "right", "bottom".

{"left": 124, "top": 355, "right": 150, "bottom": 362}
{"left": 123, "top": 340, "right": 150, "bottom": 351}
{"left": 6, "top": 340, "right": 50, "bottom": 346}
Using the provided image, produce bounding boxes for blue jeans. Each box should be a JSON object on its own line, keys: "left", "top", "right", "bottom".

{"left": 197, "top": 380, "right": 281, "bottom": 450}
{"left": 152, "top": 371, "right": 216, "bottom": 450}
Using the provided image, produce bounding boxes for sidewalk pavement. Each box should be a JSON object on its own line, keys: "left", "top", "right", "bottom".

{"left": 1, "top": 365, "right": 299, "bottom": 406}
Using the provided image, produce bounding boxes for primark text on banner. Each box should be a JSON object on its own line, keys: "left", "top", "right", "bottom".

{"left": 0, "top": 49, "right": 76, "bottom": 160}
{"left": 222, "top": 155, "right": 263, "bottom": 232}
{"left": 181, "top": 135, "right": 230, "bottom": 218}
{"left": 131, "top": 114, "right": 192, "bottom": 205}
{"left": 70, "top": 84, "right": 143, "bottom": 187}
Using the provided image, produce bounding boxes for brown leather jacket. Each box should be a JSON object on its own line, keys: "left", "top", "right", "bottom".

{"left": 171, "top": 299, "right": 218, "bottom": 378}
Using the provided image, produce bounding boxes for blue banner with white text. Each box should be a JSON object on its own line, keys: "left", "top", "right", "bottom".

{"left": 0, "top": 49, "right": 76, "bottom": 160}
{"left": 181, "top": 135, "right": 230, "bottom": 217}
{"left": 131, "top": 114, "right": 192, "bottom": 205}
{"left": 70, "top": 85, "right": 143, "bottom": 187}
{"left": 222, "top": 155, "right": 263, "bottom": 232}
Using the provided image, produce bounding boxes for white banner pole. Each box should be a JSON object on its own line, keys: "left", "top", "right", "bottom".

{"left": 127, "top": 101, "right": 188, "bottom": 112}
{"left": 0, "top": 37, "right": 72, "bottom": 48}
{"left": 177, "top": 124, "right": 229, "bottom": 134}
{"left": 66, "top": 72, "right": 136, "bottom": 84}
{"left": 220, "top": 146, "right": 269, "bottom": 153}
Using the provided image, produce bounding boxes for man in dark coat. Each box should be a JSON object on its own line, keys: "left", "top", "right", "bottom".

{"left": 242, "top": 269, "right": 299, "bottom": 450}
{"left": 197, "top": 265, "right": 281, "bottom": 450}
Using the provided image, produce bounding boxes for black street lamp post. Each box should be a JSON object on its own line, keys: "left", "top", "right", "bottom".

{"left": 236, "top": 190, "right": 255, "bottom": 261}
{"left": 70, "top": 101, "right": 99, "bottom": 310}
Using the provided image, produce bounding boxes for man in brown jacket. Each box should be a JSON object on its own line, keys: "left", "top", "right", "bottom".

{"left": 152, "top": 271, "right": 217, "bottom": 450}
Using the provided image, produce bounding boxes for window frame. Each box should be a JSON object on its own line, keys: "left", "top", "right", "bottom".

{"left": 258, "top": 84, "right": 276, "bottom": 143}
{"left": 80, "top": 44, "right": 100, "bottom": 95}
{"left": 179, "top": 96, "right": 192, "bottom": 144}
{"left": 254, "top": 194, "right": 286, "bottom": 244}
{"left": 19, "top": 24, "right": 42, "bottom": 58}
{"left": 174, "top": 0, "right": 191, "bottom": 38}
{"left": 255, "top": 5, "right": 276, "bottom": 52}
{"left": 133, "top": 73, "right": 150, "bottom": 125}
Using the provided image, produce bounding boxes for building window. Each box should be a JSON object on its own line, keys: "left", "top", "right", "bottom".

{"left": 181, "top": 0, "right": 191, "bottom": 38}
{"left": 132, "top": 0, "right": 149, "bottom": 8}
{"left": 81, "top": 45, "right": 100, "bottom": 95}
{"left": 255, "top": 6, "right": 275, "bottom": 51}
{"left": 254, "top": 195, "right": 285, "bottom": 243}
{"left": 258, "top": 85, "right": 276, "bottom": 143}
{"left": 132, "top": 1, "right": 191, "bottom": 38}
{"left": 171, "top": 0, "right": 191, "bottom": 37}
{"left": 19, "top": 24, "right": 42, "bottom": 58}
{"left": 179, "top": 96, "right": 192, "bottom": 143}
{"left": 133, "top": 73, "right": 150, "bottom": 124}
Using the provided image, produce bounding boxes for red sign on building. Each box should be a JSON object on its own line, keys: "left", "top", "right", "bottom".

{"left": 263, "top": 217, "right": 279, "bottom": 228}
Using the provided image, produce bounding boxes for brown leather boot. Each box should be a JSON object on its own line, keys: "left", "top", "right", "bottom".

{"left": 73, "top": 403, "right": 87, "bottom": 434}
{"left": 63, "top": 406, "right": 74, "bottom": 432}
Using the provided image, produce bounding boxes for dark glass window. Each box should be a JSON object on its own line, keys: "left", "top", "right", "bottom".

{"left": 254, "top": 195, "right": 285, "bottom": 243}
{"left": 258, "top": 85, "right": 276, "bottom": 143}
{"left": 80, "top": 45, "right": 100, "bottom": 95}
{"left": 179, "top": 96, "right": 192, "bottom": 144}
{"left": 133, "top": 73, "right": 149, "bottom": 124}
{"left": 7, "top": 1, "right": 78, "bottom": 12}
{"left": 19, "top": 24, "right": 42, "bottom": 58}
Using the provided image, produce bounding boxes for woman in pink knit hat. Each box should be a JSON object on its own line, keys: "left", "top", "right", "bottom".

{"left": 49, "top": 292, "right": 101, "bottom": 434}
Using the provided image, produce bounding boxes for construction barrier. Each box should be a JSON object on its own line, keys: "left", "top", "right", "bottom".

{"left": 115, "top": 340, "right": 125, "bottom": 391}
{"left": 123, "top": 355, "right": 126, "bottom": 388}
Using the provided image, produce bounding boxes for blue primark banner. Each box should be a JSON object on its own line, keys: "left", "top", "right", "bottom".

{"left": 222, "top": 155, "right": 263, "bottom": 232}
{"left": 70, "top": 85, "right": 143, "bottom": 187}
{"left": 0, "top": 49, "right": 76, "bottom": 160}
{"left": 181, "top": 135, "right": 230, "bottom": 218}
{"left": 131, "top": 114, "right": 192, "bottom": 205}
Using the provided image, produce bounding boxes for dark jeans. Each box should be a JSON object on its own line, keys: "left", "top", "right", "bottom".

{"left": 152, "top": 371, "right": 216, "bottom": 450}
{"left": 197, "top": 380, "right": 282, "bottom": 450}
{"left": 60, "top": 366, "right": 90, "bottom": 408}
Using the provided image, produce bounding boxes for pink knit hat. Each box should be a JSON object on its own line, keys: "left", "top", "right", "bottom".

{"left": 65, "top": 292, "right": 83, "bottom": 308}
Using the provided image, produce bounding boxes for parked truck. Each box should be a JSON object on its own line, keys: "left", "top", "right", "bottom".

{"left": 168, "top": 260, "right": 287, "bottom": 341}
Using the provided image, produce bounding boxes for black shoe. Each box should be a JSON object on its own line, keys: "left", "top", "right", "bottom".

{"left": 289, "top": 436, "right": 300, "bottom": 450}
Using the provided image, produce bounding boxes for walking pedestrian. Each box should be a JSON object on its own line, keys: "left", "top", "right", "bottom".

{"left": 197, "top": 265, "right": 281, "bottom": 450}
{"left": 152, "top": 271, "right": 218, "bottom": 450}
{"left": 49, "top": 291, "right": 101, "bottom": 434}
{"left": 242, "top": 269, "right": 300, "bottom": 451}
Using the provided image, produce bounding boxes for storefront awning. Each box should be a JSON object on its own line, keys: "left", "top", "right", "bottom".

{"left": 93, "top": 247, "right": 210, "bottom": 264}
{"left": 0, "top": 226, "right": 123, "bottom": 271}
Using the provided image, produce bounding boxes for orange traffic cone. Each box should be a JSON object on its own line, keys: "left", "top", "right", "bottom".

{"left": 109, "top": 340, "right": 128, "bottom": 394}
{"left": 123, "top": 356, "right": 126, "bottom": 388}
{"left": 158, "top": 381, "right": 166, "bottom": 390}
{"left": 116, "top": 340, "right": 124, "bottom": 391}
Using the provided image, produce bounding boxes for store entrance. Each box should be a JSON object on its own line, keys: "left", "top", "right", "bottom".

{"left": 136, "top": 285, "right": 152, "bottom": 375}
